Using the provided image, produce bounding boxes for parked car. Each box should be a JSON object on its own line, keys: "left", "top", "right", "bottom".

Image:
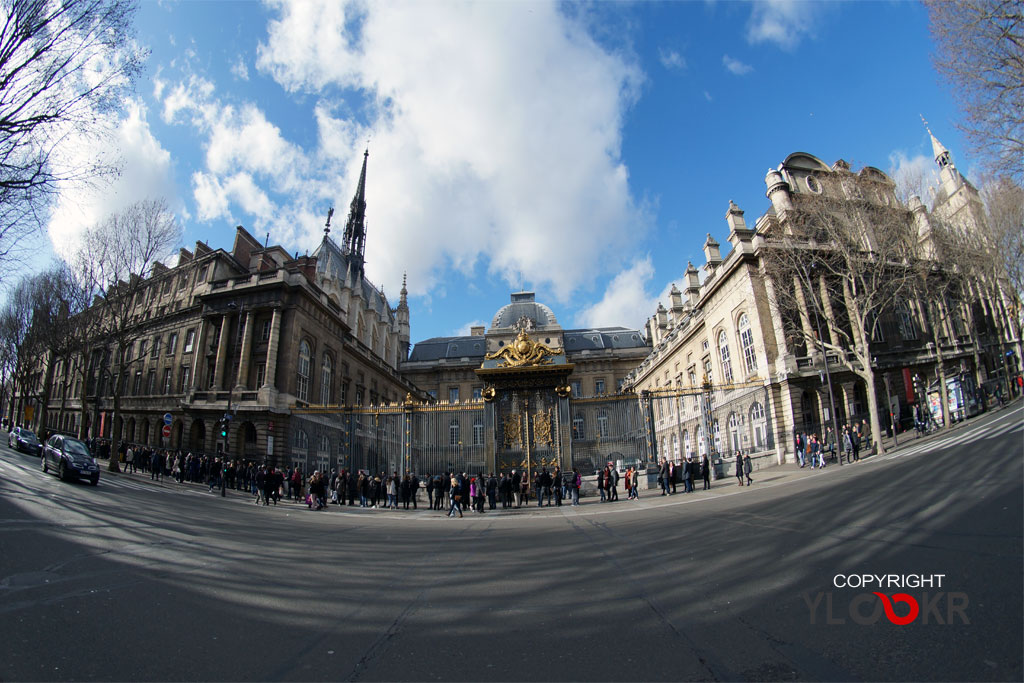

{"left": 8, "top": 427, "right": 41, "bottom": 455}
{"left": 42, "top": 434, "right": 99, "bottom": 485}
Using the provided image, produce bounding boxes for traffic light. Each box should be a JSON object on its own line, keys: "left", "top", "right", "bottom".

{"left": 218, "top": 418, "right": 228, "bottom": 439}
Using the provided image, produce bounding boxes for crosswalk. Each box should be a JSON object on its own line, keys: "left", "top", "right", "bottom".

{"left": 880, "top": 412, "right": 1023, "bottom": 461}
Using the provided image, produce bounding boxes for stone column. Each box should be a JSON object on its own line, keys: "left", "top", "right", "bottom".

{"left": 234, "top": 312, "right": 253, "bottom": 391}
{"left": 793, "top": 275, "right": 816, "bottom": 356}
{"left": 263, "top": 308, "right": 282, "bottom": 389}
{"left": 212, "top": 314, "right": 232, "bottom": 391}
{"left": 191, "top": 317, "right": 207, "bottom": 390}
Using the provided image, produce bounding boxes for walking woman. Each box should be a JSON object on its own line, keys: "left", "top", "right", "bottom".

{"left": 734, "top": 451, "right": 744, "bottom": 486}
{"left": 743, "top": 453, "right": 753, "bottom": 486}
{"left": 701, "top": 453, "right": 711, "bottom": 490}
{"left": 448, "top": 475, "right": 464, "bottom": 517}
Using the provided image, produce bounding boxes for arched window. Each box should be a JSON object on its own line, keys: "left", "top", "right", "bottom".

{"left": 572, "top": 415, "right": 585, "bottom": 440}
{"left": 719, "top": 330, "right": 733, "bottom": 383}
{"left": 697, "top": 425, "right": 706, "bottom": 457}
{"left": 473, "top": 418, "right": 484, "bottom": 446}
{"left": 319, "top": 354, "right": 332, "bottom": 405}
{"left": 297, "top": 340, "right": 311, "bottom": 402}
{"left": 449, "top": 419, "right": 460, "bottom": 446}
{"left": 728, "top": 412, "right": 740, "bottom": 452}
{"left": 671, "top": 433, "right": 679, "bottom": 463}
{"left": 750, "top": 402, "right": 766, "bottom": 450}
{"left": 713, "top": 420, "right": 722, "bottom": 454}
{"left": 683, "top": 430, "right": 692, "bottom": 458}
{"left": 738, "top": 313, "right": 757, "bottom": 374}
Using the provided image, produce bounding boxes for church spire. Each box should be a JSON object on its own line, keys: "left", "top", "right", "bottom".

{"left": 342, "top": 148, "right": 369, "bottom": 278}
{"left": 921, "top": 115, "right": 951, "bottom": 169}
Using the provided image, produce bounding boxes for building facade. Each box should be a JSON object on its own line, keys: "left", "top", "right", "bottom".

{"left": 625, "top": 133, "right": 1020, "bottom": 472}
{"left": 34, "top": 151, "right": 420, "bottom": 466}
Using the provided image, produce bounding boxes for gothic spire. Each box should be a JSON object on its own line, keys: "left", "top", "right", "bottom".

{"left": 342, "top": 148, "right": 369, "bottom": 278}
{"left": 921, "top": 115, "right": 951, "bottom": 169}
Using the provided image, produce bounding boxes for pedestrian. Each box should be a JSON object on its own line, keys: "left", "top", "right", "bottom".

{"left": 571, "top": 467, "right": 581, "bottom": 506}
{"left": 734, "top": 451, "right": 744, "bottom": 486}
{"left": 630, "top": 465, "right": 640, "bottom": 499}
{"left": 425, "top": 472, "right": 434, "bottom": 509}
{"left": 796, "top": 432, "right": 806, "bottom": 467}
{"left": 499, "top": 472, "right": 511, "bottom": 509}
{"left": 701, "top": 453, "right": 711, "bottom": 490}
{"left": 610, "top": 465, "right": 620, "bottom": 501}
{"left": 685, "top": 455, "right": 695, "bottom": 493}
{"left": 597, "top": 467, "right": 607, "bottom": 502}
{"left": 851, "top": 427, "right": 861, "bottom": 462}
{"left": 511, "top": 469, "right": 522, "bottom": 508}
{"left": 487, "top": 473, "right": 498, "bottom": 510}
{"left": 659, "top": 458, "right": 670, "bottom": 495}
{"left": 520, "top": 471, "right": 529, "bottom": 506}
{"left": 744, "top": 453, "right": 753, "bottom": 486}
{"left": 448, "top": 475, "right": 463, "bottom": 518}
{"left": 669, "top": 460, "right": 677, "bottom": 494}
{"left": 552, "top": 467, "right": 563, "bottom": 507}
{"left": 842, "top": 427, "right": 853, "bottom": 464}
{"left": 538, "top": 467, "right": 552, "bottom": 507}
{"left": 624, "top": 466, "right": 633, "bottom": 500}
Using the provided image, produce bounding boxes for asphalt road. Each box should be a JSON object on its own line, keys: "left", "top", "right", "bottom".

{"left": 0, "top": 404, "right": 1021, "bottom": 682}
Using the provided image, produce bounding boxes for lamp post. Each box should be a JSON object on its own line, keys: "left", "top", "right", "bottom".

{"left": 801, "top": 262, "right": 843, "bottom": 465}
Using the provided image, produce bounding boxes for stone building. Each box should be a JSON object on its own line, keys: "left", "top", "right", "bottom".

{"left": 37, "top": 150, "right": 419, "bottom": 465}
{"left": 625, "top": 132, "right": 1020, "bottom": 470}
{"left": 401, "top": 290, "right": 650, "bottom": 403}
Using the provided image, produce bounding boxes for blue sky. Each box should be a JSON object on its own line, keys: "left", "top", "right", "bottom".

{"left": 36, "top": 0, "right": 966, "bottom": 346}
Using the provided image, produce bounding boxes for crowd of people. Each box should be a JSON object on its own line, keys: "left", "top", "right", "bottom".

{"left": 655, "top": 454, "right": 714, "bottom": 495}
{"left": 794, "top": 420, "right": 869, "bottom": 469}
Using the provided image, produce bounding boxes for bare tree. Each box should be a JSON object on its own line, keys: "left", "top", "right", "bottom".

{"left": 0, "top": 0, "right": 145, "bottom": 277}
{"left": 762, "top": 171, "right": 917, "bottom": 455}
{"left": 924, "top": 0, "right": 1024, "bottom": 183}
{"left": 73, "top": 198, "right": 181, "bottom": 469}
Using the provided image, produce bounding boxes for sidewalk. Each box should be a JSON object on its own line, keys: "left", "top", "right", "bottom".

{"left": 101, "top": 395, "right": 1021, "bottom": 518}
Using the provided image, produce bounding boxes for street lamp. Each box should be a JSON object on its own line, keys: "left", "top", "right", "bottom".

{"left": 800, "top": 262, "right": 842, "bottom": 465}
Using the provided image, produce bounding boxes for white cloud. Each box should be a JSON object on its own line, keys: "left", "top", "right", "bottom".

{"left": 46, "top": 99, "right": 180, "bottom": 259}
{"left": 703, "top": 90, "right": 713, "bottom": 102}
{"left": 746, "top": 0, "right": 821, "bottom": 50}
{"left": 231, "top": 57, "right": 249, "bottom": 81}
{"left": 255, "top": 0, "right": 647, "bottom": 301}
{"left": 888, "top": 151, "right": 939, "bottom": 204}
{"left": 659, "top": 47, "right": 686, "bottom": 70}
{"left": 722, "top": 54, "right": 753, "bottom": 76}
{"left": 575, "top": 257, "right": 672, "bottom": 331}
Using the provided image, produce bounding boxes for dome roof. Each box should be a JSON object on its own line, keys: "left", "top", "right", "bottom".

{"left": 490, "top": 292, "right": 558, "bottom": 330}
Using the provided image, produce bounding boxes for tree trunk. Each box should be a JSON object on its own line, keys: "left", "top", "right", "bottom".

{"left": 927, "top": 300, "right": 951, "bottom": 429}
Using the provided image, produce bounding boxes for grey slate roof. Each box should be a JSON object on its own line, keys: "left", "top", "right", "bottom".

{"left": 563, "top": 328, "right": 648, "bottom": 351}
{"left": 407, "top": 335, "right": 487, "bottom": 362}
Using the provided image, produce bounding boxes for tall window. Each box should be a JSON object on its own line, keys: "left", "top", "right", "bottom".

{"left": 449, "top": 419, "right": 460, "bottom": 446}
{"left": 728, "top": 412, "right": 740, "bottom": 452}
{"left": 896, "top": 300, "right": 917, "bottom": 340}
{"left": 750, "top": 402, "right": 766, "bottom": 450}
{"left": 683, "top": 430, "right": 692, "bottom": 458}
{"left": 320, "top": 354, "right": 332, "bottom": 404}
{"left": 713, "top": 420, "right": 722, "bottom": 454}
{"left": 595, "top": 378, "right": 606, "bottom": 395}
{"left": 162, "top": 368, "right": 172, "bottom": 394}
{"left": 167, "top": 332, "right": 178, "bottom": 356}
{"left": 179, "top": 366, "right": 191, "bottom": 393}
{"left": 597, "top": 412, "right": 609, "bottom": 438}
{"left": 697, "top": 425, "right": 706, "bottom": 456}
{"left": 151, "top": 336, "right": 160, "bottom": 358}
{"left": 572, "top": 415, "right": 585, "bottom": 440}
{"left": 473, "top": 418, "right": 484, "bottom": 446}
{"left": 256, "top": 363, "right": 266, "bottom": 388}
{"left": 146, "top": 370, "right": 156, "bottom": 394}
{"left": 738, "top": 313, "right": 757, "bottom": 374}
{"left": 448, "top": 387, "right": 459, "bottom": 404}
{"left": 133, "top": 371, "right": 142, "bottom": 395}
{"left": 718, "top": 330, "right": 733, "bottom": 383}
{"left": 571, "top": 381, "right": 582, "bottom": 398}
{"left": 671, "top": 433, "right": 679, "bottom": 462}
{"left": 297, "top": 340, "right": 311, "bottom": 402}
{"left": 184, "top": 329, "right": 195, "bottom": 353}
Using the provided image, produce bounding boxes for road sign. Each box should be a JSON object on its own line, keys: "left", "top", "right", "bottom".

{"left": 163, "top": 412, "right": 173, "bottom": 425}
{"left": 161, "top": 424, "right": 172, "bottom": 438}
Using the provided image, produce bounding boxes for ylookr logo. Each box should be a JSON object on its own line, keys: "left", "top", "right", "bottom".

{"left": 805, "top": 574, "right": 970, "bottom": 626}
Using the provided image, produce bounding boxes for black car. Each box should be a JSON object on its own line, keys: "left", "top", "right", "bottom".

{"left": 8, "top": 427, "right": 41, "bottom": 455}
{"left": 42, "top": 434, "right": 100, "bottom": 485}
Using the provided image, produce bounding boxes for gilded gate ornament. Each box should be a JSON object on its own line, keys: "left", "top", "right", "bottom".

{"left": 533, "top": 410, "right": 553, "bottom": 447}
{"left": 485, "top": 330, "right": 563, "bottom": 368}
{"left": 503, "top": 414, "right": 523, "bottom": 449}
